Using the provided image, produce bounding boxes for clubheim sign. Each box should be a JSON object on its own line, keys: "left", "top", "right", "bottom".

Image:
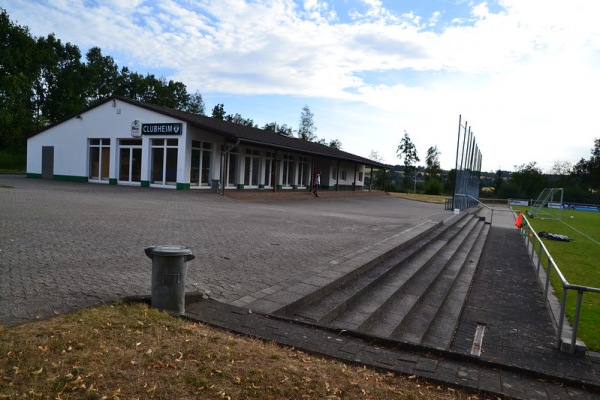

{"left": 140, "top": 123, "right": 183, "bottom": 135}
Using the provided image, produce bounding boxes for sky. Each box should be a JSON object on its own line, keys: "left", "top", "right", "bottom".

{"left": 5, "top": 0, "right": 600, "bottom": 172}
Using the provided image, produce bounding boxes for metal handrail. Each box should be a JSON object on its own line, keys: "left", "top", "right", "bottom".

{"left": 453, "top": 193, "right": 515, "bottom": 225}
{"left": 519, "top": 213, "right": 600, "bottom": 354}
{"left": 454, "top": 194, "right": 600, "bottom": 353}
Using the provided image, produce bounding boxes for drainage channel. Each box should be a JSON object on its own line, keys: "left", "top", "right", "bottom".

{"left": 470, "top": 324, "right": 486, "bottom": 356}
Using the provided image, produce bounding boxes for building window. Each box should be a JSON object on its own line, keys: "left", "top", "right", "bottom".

{"left": 358, "top": 171, "right": 364, "bottom": 182}
{"left": 118, "top": 139, "right": 142, "bottom": 183}
{"left": 282, "top": 154, "right": 295, "bottom": 187}
{"left": 332, "top": 168, "right": 337, "bottom": 180}
{"left": 89, "top": 139, "right": 110, "bottom": 181}
{"left": 244, "top": 149, "right": 260, "bottom": 187}
{"left": 341, "top": 170, "right": 347, "bottom": 180}
{"left": 226, "top": 148, "right": 238, "bottom": 187}
{"left": 191, "top": 140, "right": 212, "bottom": 187}
{"left": 264, "top": 151, "right": 275, "bottom": 188}
{"left": 151, "top": 138, "right": 178, "bottom": 185}
{"left": 297, "top": 156, "right": 308, "bottom": 187}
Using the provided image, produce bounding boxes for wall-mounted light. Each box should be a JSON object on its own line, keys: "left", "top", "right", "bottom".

{"left": 76, "top": 115, "right": 82, "bottom": 119}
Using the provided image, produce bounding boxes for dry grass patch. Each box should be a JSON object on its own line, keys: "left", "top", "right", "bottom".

{"left": 388, "top": 193, "right": 447, "bottom": 204}
{"left": 0, "top": 302, "right": 496, "bottom": 399}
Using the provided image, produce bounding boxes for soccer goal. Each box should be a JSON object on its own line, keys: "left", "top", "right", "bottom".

{"left": 527, "top": 188, "right": 563, "bottom": 220}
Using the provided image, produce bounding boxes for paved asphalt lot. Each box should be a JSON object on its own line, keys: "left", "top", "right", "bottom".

{"left": 0, "top": 174, "right": 448, "bottom": 327}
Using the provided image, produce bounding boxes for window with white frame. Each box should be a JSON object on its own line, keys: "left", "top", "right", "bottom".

{"left": 191, "top": 140, "right": 212, "bottom": 187}
{"left": 264, "top": 151, "right": 276, "bottom": 187}
{"left": 297, "top": 156, "right": 308, "bottom": 187}
{"left": 244, "top": 148, "right": 260, "bottom": 187}
{"left": 226, "top": 148, "right": 238, "bottom": 186}
{"left": 282, "top": 154, "right": 295, "bottom": 187}
{"left": 89, "top": 139, "right": 110, "bottom": 181}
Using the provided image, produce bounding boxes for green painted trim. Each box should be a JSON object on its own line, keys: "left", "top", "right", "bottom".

{"left": 277, "top": 184, "right": 283, "bottom": 190}
{"left": 27, "top": 173, "right": 42, "bottom": 179}
{"left": 293, "top": 185, "right": 298, "bottom": 190}
{"left": 176, "top": 182, "right": 190, "bottom": 190}
{"left": 236, "top": 184, "right": 244, "bottom": 190}
{"left": 53, "top": 175, "right": 88, "bottom": 182}
{"left": 258, "top": 184, "right": 265, "bottom": 189}
{"left": 141, "top": 180, "right": 150, "bottom": 187}
{"left": 109, "top": 178, "right": 117, "bottom": 185}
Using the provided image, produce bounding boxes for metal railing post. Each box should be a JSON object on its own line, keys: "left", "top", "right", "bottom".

{"left": 536, "top": 240, "right": 542, "bottom": 275}
{"left": 571, "top": 290, "right": 584, "bottom": 354}
{"left": 544, "top": 260, "right": 552, "bottom": 299}
{"left": 557, "top": 289, "right": 568, "bottom": 350}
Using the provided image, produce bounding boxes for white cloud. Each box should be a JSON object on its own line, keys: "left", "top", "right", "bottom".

{"left": 5, "top": 0, "right": 600, "bottom": 171}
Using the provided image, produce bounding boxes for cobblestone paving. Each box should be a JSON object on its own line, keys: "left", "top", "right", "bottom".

{"left": 0, "top": 175, "right": 447, "bottom": 327}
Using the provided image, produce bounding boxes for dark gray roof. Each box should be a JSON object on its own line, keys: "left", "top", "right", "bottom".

{"left": 115, "top": 97, "right": 387, "bottom": 168}
{"left": 29, "top": 96, "right": 387, "bottom": 168}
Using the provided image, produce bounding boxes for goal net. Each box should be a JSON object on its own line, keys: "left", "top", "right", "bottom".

{"left": 526, "top": 188, "right": 563, "bottom": 220}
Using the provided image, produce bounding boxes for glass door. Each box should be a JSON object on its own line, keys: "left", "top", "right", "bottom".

{"left": 151, "top": 139, "right": 178, "bottom": 186}
{"left": 119, "top": 139, "right": 142, "bottom": 183}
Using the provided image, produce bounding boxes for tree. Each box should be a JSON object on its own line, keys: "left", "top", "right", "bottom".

{"left": 0, "top": 8, "right": 209, "bottom": 165}
{"left": 510, "top": 162, "right": 547, "bottom": 199}
{"left": 396, "top": 131, "right": 420, "bottom": 192}
{"left": 34, "top": 34, "right": 88, "bottom": 122}
{"left": 494, "top": 169, "right": 504, "bottom": 194}
{"left": 263, "top": 122, "right": 294, "bottom": 137}
{"left": 84, "top": 47, "right": 118, "bottom": 102}
{"left": 551, "top": 160, "right": 573, "bottom": 176}
{"left": 423, "top": 146, "right": 442, "bottom": 195}
{"left": 425, "top": 146, "right": 441, "bottom": 180}
{"left": 328, "top": 139, "right": 342, "bottom": 149}
{"left": 298, "top": 105, "right": 317, "bottom": 141}
{"left": 369, "top": 150, "right": 384, "bottom": 163}
{"left": 574, "top": 138, "right": 600, "bottom": 191}
{"left": 0, "top": 8, "right": 39, "bottom": 152}
{"left": 211, "top": 103, "right": 226, "bottom": 120}
{"left": 184, "top": 91, "right": 206, "bottom": 115}
{"left": 225, "top": 113, "right": 256, "bottom": 127}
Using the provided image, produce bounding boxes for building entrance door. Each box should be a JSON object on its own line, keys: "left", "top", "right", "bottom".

{"left": 119, "top": 139, "right": 142, "bottom": 183}
{"left": 41, "top": 146, "right": 54, "bottom": 179}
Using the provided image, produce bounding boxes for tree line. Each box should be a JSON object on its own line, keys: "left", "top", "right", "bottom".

{"left": 492, "top": 139, "right": 600, "bottom": 204}
{"left": 372, "top": 130, "right": 600, "bottom": 205}
{"left": 0, "top": 8, "right": 340, "bottom": 165}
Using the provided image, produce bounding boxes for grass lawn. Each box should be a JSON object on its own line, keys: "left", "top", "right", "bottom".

{"left": 0, "top": 303, "right": 493, "bottom": 399}
{"left": 513, "top": 206, "right": 600, "bottom": 350}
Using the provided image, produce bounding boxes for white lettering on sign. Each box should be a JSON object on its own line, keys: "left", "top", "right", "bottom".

{"left": 141, "top": 123, "right": 183, "bottom": 135}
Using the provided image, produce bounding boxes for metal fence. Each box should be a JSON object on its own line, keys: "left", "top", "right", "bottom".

{"left": 519, "top": 213, "right": 600, "bottom": 354}
{"left": 455, "top": 194, "right": 599, "bottom": 354}
{"left": 452, "top": 115, "right": 482, "bottom": 211}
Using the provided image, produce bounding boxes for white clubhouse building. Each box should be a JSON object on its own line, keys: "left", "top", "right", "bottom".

{"left": 27, "top": 96, "right": 385, "bottom": 192}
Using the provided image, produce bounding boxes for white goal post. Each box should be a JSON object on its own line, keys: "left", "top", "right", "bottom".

{"left": 526, "top": 188, "right": 563, "bottom": 220}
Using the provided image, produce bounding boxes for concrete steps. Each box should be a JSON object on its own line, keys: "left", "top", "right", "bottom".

{"left": 271, "top": 212, "right": 489, "bottom": 350}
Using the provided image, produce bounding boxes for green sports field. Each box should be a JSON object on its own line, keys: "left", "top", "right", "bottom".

{"left": 513, "top": 206, "right": 600, "bottom": 351}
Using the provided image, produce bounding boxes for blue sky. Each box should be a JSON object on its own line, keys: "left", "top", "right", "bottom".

{"left": 6, "top": 0, "right": 600, "bottom": 172}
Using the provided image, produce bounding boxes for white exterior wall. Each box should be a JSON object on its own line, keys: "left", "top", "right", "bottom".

{"left": 325, "top": 161, "right": 365, "bottom": 188}
{"left": 26, "top": 98, "right": 371, "bottom": 190}
{"left": 27, "top": 99, "right": 192, "bottom": 185}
